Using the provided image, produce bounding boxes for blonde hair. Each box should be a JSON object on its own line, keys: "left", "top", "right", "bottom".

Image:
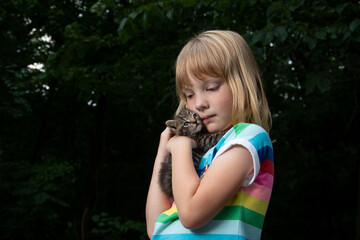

{"left": 175, "top": 30, "right": 272, "bottom": 132}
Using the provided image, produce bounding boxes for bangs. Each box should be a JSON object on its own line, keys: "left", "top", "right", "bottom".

{"left": 175, "top": 37, "right": 228, "bottom": 97}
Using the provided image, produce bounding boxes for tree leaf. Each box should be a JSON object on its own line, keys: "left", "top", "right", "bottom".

{"left": 90, "top": 1, "right": 107, "bottom": 16}
{"left": 350, "top": 19, "right": 360, "bottom": 32}
{"left": 335, "top": 3, "right": 348, "bottom": 14}
{"left": 305, "top": 78, "right": 316, "bottom": 95}
{"left": 249, "top": 30, "right": 266, "bottom": 45}
{"left": 274, "top": 26, "right": 288, "bottom": 42}
{"left": 316, "top": 78, "right": 331, "bottom": 93}
{"left": 262, "top": 31, "right": 273, "bottom": 45}
{"left": 118, "top": 17, "right": 128, "bottom": 31}
{"left": 288, "top": 0, "right": 304, "bottom": 11}
{"left": 166, "top": 9, "right": 174, "bottom": 20}
{"left": 182, "top": 0, "right": 197, "bottom": 7}
{"left": 315, "top": 31, "right": 326, "bottom": 40}
{"left": 303, "top": 35, "right": 316, "bottom": 49}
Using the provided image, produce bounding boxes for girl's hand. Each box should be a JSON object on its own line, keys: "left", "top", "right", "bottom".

{"left": 156, "top": 128, "right": 173, "bottom": 160}
{"left": 166, "top": 135, "right": 197, "bottom": 154}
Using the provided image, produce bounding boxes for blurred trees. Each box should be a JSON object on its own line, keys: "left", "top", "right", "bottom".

{"left": 0, "top": 0, "right": 359, "bottom": 239}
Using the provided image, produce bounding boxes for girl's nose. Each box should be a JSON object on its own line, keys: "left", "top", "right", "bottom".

{"left": 195, "top": 95, "right": 209, "bottom": 111}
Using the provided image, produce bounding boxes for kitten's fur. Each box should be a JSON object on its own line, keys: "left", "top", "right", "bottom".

{"left": 158, "top": 108, "right": 226, "bottom": 200}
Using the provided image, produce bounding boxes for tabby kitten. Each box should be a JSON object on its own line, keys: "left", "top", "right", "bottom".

{"left": 158, "top": 108, "right": 226, "bottom": 200}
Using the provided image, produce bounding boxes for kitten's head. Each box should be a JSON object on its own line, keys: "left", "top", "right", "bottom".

{"left": 166, "top": 108, "right": 204, "bottom": 137}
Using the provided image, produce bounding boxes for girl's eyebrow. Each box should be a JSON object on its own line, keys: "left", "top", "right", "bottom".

{"left": 206, "top": 77, "right": 223, "bottom": 84}
{"left": 182, "top": 86, "right": 193, "bottom": 92}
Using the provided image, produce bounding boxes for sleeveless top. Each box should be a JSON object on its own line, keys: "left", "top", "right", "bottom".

{"left": 152, "top": 123, "right": 274, "bottom": 240}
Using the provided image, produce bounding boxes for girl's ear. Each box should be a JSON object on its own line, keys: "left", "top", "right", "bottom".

{"left": 165, "top": 120, "right": 177, "bottom": 130}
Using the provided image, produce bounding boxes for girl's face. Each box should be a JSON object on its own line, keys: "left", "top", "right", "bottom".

{"left": 182, "top": 75, "right": 233, "bottom": 133}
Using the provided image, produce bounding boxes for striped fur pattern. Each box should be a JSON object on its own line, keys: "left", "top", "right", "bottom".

{"left": 159, "top": 108, "right": 226, "bottom": 200}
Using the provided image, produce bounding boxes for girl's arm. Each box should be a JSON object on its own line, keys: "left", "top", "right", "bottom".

{"left": 168, "top": 135, "right": 253, "bottom": 229}
{"left": 145, "top": 128, "right": 173, "bottom": 238}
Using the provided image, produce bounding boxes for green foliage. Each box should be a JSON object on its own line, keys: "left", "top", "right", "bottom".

{"left": 0, "top": 0, "right": 359, "bottom": 239}
{"left": 0, "top": 157, "right": 77, "bottom": 239}
{"left": 91, "top": 212, "right": 147, "bottom": 239}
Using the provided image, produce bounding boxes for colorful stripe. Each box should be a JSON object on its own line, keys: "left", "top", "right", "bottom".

{"left": 156, "top": 206, "right": 179, "bottom": 223}
{"left": 235, "top": 123, "right": 266, "bottom": 141}
{"left": 214, "top": 206, "right": 265, "bottom": 228}
{"left": 153, "top": 220, "right": 261, "bottom": 238}
{"left": 234, "top": 123, "right": 251, "bottom": 135}
{"left": 153, "top": 234, "right": 247, "bottom": 240}
{"left": 261, "top": 159, "right": 274, "bottom": 176}
{"left": 257, "top": 145, "right": 274, "bottom": 163}
{"left": 253, "top": 172, "right": 274, "bottom": 189}
{"left": 240, "top": 183, "right": 273, "bottom": 202}
{"left": 226, "top": 191, "right": 268, "bottom": 215}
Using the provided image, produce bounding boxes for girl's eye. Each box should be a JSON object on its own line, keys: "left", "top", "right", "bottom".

{"left": 183, "top": 122, "right": 190, "bottom": 127}
{"left": 186, "top": 94, "right": 193, "bottom": 99}
{"left": 207, "top": 86, "right": 219, "bottom": 92}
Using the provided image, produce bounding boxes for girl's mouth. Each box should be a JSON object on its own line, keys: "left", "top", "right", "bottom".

{"left": 202, "top": 115, "right": 215, "bottom": 123}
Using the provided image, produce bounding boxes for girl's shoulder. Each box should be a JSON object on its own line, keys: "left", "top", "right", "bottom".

{"left": 224, "top": 123, "right": 270, "bottom": 142}
{"left": 220, "top": 123, "right": 273, "bottom": 159}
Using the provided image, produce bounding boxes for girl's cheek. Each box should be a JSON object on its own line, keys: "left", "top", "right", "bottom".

{"left": 185, "top": 101, "right": 195, "bottom": 112}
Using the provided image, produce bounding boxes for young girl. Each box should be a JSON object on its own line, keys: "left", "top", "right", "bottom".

{"left": 146, "top": 30, "right": 274, "bottom": 240}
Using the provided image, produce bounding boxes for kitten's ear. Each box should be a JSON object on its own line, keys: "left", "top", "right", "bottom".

{"left": 165, "top": 120, "right": 177, "bottom": 131}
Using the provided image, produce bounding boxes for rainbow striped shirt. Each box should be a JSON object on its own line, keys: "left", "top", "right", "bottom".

{"left": 153, "top": 123, "right": 274, "bottom": 240}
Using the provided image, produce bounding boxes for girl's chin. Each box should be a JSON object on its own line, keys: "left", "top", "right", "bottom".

{"left": 206, "top": 123, "right": 232, "bottom": 133}
{"left": 206, "top": 125, "right": 227, "bottom": 133}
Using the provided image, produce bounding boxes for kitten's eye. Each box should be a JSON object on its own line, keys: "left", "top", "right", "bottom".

{"left": 183, "top": 122, "right": 190, "bottom": 127}
{"left": 193, "top": 113, "right": 197, "bottom": 118}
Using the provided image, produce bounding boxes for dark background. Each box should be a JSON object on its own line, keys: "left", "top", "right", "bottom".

{"left": 0, "top": 0, "right": 359, "bottom": 239}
